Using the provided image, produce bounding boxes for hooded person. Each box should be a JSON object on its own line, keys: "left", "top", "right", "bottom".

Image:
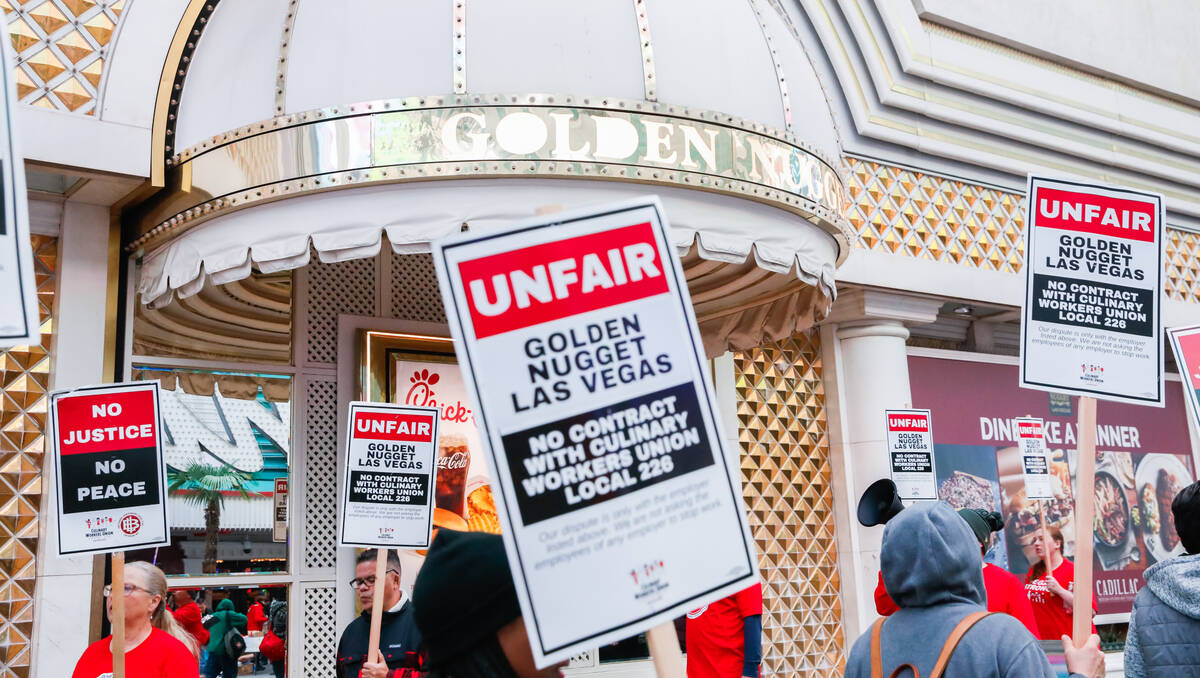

{"left": 1124, "top": 480, "right": 1200, "bottom": 678}
{"left": 845, "top": 501, "right": 1105, "bottom": 678}
{"left": 204, "top": 597, "right": 248, "bottom": 678}
{"left": 413, "top": 530, "right": 568, "bottom": 678}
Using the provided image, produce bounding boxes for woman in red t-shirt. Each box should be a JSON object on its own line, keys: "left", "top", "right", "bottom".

{"left": 72, "top": 561, "right": 200, "bottom": 678}
{"left": 1024, "top": 526, "right": 1096, "bottom": 640}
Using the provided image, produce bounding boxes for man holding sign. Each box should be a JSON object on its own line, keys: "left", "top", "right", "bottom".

{"left": 336, "top": 549, "right": 424, "bottom": 678}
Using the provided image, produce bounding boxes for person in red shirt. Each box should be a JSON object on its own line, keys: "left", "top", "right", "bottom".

{"left": 685, "top": 582, "right": 762, "bottom": 678}
{"left": 874, "top": 508, "right": 1038, "bottom": 635}
{"left": 73, "top": 561, "right": 200, "bottom": 678}
{"left": 169, "top": 589, "right": 208, "bottom": 655}
{"left": 246, "top": 592, "right": 269, "bottom": 633}
{"left": 1024, "top": 525, "right": 1097, "bottom": 640}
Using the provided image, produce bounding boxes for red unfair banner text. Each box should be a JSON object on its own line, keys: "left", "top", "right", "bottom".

{"left": 888, "top": 415, "right": 929, "bottom": 432}
{"left": 1018, "top": 423, "right": 1042, "bottom": 438}
{"left": 1034, "top": 186, "right": 1157, "bottom": 243}
{"left": 457, "top": 222, "right": 670, "bottom": 339}
{"left": 56, "top": 390, "right": 156, "bottom": 455}
{"left": 352, "top": 412, "right": 436, "bottom": 442}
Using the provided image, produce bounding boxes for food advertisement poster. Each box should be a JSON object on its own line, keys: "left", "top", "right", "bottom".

{"left": 433, "top": 197, "right": 757, "bottom": 665}
{"left": 50, "top": 382, "right": 170, "bottom": 556}
{"left": 339, "top": 403, "right": 439, "bottom": 549}
{"left": 911, "top": 354, "right": 1195, "bottom": 616}
{"left": 1019, "top": 176, "right": 1164, "bottom": 406}
{"left": 885, "top": 409, "right": 937, "bottom": 501}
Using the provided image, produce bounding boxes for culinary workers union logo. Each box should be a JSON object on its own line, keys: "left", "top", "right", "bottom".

{"left": 118, "top": 513, "right": 142, "bottom": 536}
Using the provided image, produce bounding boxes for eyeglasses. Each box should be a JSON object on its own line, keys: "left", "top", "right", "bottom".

{"left": 348, "top": 570, "right": 400, "bottom": 589}
{"left": 103, "top": 584, "right": 152, "bottom": 597}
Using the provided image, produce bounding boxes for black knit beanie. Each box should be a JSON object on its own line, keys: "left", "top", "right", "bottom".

{"left": 956, "top": 507, "right": 1004, "bottom": 546}
{"left": 413, "top": 529, "right": 523, "bottom": 668}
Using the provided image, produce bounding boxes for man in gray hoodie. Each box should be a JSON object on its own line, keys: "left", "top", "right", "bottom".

{"left": 845, "top": 501, "right": 1105, "bottom": 678}
{"left": 1124, "top": 479, "right": 1200, "bottom": 678}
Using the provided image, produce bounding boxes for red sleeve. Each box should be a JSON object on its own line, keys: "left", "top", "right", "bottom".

{"left": 1006, "top": 575, "right": 1040, "bottom": 636}
{"left": 164, "top": 634, "right": 200, "bottom": 677}
{"left": 874, "top": 572, "right": 900, "bottom": 616}
{"left": 735, "top": 582, "right": 763, "bottom": 617}
{"left": 71, "top": 642, "right": 103, "bottom": 678}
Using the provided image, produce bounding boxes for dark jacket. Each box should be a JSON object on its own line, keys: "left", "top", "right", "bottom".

{"left": 1125, "top": 553, "right": 1200, "bottom": 678}
{"left": 204, "top": 598, "right": 248, "bottom": 656}
{"left": 845, "top": 502, "right": 1057, "bottom": 678}
{"left": 336, "top": 596, "right": 424, "bottom": 678}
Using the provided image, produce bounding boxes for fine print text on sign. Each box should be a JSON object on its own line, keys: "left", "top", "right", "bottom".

{"left": 1015, "top": 417, "right": 1054, "bottom": 500}
{"left": 433, "top": 197, "right": 757, "bottom": 666}
{"left": 1020, "top": 176, "right": 1164, "bottom": 406}
{"left": 0, "top": 33, "right": 37, "bottom": 349}
{"left": 886, "top": 409, "right": 936, "bottom": 501}
{"left": 340, "top": 403, "right": 440, "bottom": 549}
{"left": 50, "top": 382, "right": 169, "bottom": 556}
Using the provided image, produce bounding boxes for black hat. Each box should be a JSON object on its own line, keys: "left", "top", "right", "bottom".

{"left": 412, "top": 529, "right": 522, "bottom": 666}
{"left": 956, "top": 508, "right": 1004, "bottom": 546}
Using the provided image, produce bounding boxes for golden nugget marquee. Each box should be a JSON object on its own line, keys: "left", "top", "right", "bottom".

{"left": 15, "top": 1, "right": 1200, "bottom": 678}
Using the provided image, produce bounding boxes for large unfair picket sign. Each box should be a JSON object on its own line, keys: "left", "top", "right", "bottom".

{"left": 885, "top": 409, "right": 936, "bottom": 501}
{"left": 0, "top": 35, "right": 37, "bottom": 349}
{"left": 433, "top": 197, "right": 757, "bottom": 665}
{"left": 339, "top": 402, "right": 439, "bottom": 549}
{"left": 50, "top": 382, "right": 169, "bottom": 556}
{"left": 1020, "top": 176, "right": 1164, "bottom": 406}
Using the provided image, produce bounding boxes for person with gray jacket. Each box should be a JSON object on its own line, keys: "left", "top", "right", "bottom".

{"left": 845, "top": 501, "right": 1106, "bottom": 678}
{"left": 1125, "top": 479, "right": 1200, "bottom": 678}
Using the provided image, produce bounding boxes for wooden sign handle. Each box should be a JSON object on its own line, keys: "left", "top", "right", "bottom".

{"left": 1072, "top": 397, "right": 1097, "bottom": 647}
{"left": 646, "top": 622, "right": 685, "bottom": 677}
{"left": 111, "top": 551, "right": 126, "bottom": 678}
{"left": 1038, "top": 499, "right": 1052, "bottom": 583}
{"left": 366, "top": 549, "right": 389, "bottom": 666}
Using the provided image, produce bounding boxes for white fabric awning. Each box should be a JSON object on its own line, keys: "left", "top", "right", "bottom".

{"left": 169, "top": 494, "right": 273, "bottom": 531}
{"left": 137, "top": 179, "right": 842, "bottom": 354}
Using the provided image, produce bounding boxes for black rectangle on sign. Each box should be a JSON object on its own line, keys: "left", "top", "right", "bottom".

{"left": 349, "top": 471, "right": 429, "bottom": 505}
{"left": 891, "top": 452, "right": 932, "bottom": 473}
{"left": 501, "top": 382, "right": 714, "bottom": 526}
{"left": 1030, "top": 273, "right": 1153, "bottom": 337}
{"left": 1023, "top": 455, "right": 1048, "bottom": 474}
{"left": 60, "top": 448, "right": 160, "bottom": 514}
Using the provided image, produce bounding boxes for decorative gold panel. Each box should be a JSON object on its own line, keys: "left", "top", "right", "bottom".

{"left": 735, "top": 332, "right": 844, "bottom": 676}
{"left": 3, "top": 0, "right": 126, "bottom": 115}
{"left": 846, "top": 156, "right": 1200, "bottom": 304}
{"left": 0, "top": 235, "right": 55, "bottom": 678}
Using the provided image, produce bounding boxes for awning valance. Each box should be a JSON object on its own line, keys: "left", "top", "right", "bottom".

{"left": 137, "top": 180, "right": 842, "bottom": 354}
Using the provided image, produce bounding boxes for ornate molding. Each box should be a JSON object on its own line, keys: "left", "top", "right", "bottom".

{"left": 133, "top": 95, "right": 852, "bottom": 257}
{"left": 150, "top": 0, "right": 220, "bottom": 187}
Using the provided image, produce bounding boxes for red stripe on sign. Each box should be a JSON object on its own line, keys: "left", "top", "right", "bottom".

{"left": 457, "top": 222, "right": 670, "bottom": 339}
{"left": 56, "top": 389, "right": 157, "bottom": 455}
{"left": 353, "top": 412, "right": 435, "bottom": 442}
{"left": 1033, "top": 186, "right": 1157, "bottom": 243}
{"left": 888, "top": 416, "right": 929, "bottom": 432}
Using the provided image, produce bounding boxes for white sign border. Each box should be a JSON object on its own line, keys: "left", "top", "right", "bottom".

{"left": 0, "top": 34, "right": 38, "bottom": 349}
{"left": 1168, "top": 324, "right": 1200, "bottom": 435}
{"left": 885, "top": 407, "right": 937, "bottom": 502}
{"left": 432, "top": 196, "right": 758, "bottom": 665}
{"left": 49, "top": 380, "right": 171, "bottom": 557}
{"left": 1018, "top": 174, "right": 1165, "bottom": 407}
{"left": 338, "top": 401, "right": 440, "bottom": 550}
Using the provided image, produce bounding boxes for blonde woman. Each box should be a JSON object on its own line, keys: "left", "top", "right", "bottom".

{"left": 72, "top": 561, "right": 200, "bottom": 677}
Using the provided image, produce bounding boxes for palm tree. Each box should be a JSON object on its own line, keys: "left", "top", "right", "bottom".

{"left": 168, "top": 462, "right": 253, "bottom": 574}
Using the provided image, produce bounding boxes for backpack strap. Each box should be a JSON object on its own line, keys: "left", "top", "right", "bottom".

{"left": 928, "top": 611, "right": 995, "bottom": 678}
{"left": 870, "top": 617, "right": 886, "bottom": 678}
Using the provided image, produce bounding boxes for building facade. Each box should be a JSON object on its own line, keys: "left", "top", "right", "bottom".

{"left": 10, "top": 1, "right": 1200, "bottom": 677}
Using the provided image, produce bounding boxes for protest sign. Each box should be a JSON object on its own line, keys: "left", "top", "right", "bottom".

{"left": 432, "top": 197, "right": 757, "bottom": 666}
{"left": 50, "top": 382, "right": 169, "bottom": 556}
{"left": 1168, "top": 325, "right": 1200, "bottom": 434}
{"left": 1015, "top": 417, "right": 1054, "bottom": 500}
{"left": 0, "top": 34, "right": 37, "bottom": 349}
{"left": 885, "top": 409, "right": 937, "bottom": 501}
{"left": 339, "top": 402, "right": 439, "bottom": 549}
{"left": 1019, "top": 176, "right": 1164, "bottom": 406}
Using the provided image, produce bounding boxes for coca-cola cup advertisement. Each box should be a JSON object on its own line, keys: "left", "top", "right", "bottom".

{"left": 393, "top": 360, "right": 501, "bottom": 535}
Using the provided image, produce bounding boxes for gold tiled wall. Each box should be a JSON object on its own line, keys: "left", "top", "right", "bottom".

{"left": 845, "top": 156, "right": 1200, "bottom": 303}
{"left": 0, "top": 235, "right": 56, "bottom": 678}
{"left": 735, "top": 331, "right": 844, "bottom": 676}
{"left": 3, "top": 0, "right": 126, "bottom": 114}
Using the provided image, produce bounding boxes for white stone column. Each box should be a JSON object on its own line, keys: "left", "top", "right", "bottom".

{"left": 821, "top": 289, "right": 941, "bottom": 642}
{"left": 33, "top": 201, "right": 115, "bottom": 678}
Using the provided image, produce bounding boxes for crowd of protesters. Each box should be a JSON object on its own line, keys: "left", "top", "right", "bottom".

{"left": 70, "top": 479, "right": 1200, "bottom": 678}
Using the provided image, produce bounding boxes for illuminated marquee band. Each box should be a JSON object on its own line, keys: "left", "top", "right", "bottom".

{"left": 134, "top": 94, "right": 850, "bottom": 253}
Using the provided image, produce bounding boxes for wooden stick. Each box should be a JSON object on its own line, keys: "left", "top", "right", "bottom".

{"left": 1072, "top": 397, "right": 1097, "bottom": 647}
{"left": 1039, "top": 499, "right": 1052, "bottom": 581}
{"left": 646, "top": 622, "right": 686, "bottom": 677}
{"left": 111, "top": 551, "right": 126, "bottom": 678}
{"left": 366, "top": 549, "right": 389, "bottom": 666}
